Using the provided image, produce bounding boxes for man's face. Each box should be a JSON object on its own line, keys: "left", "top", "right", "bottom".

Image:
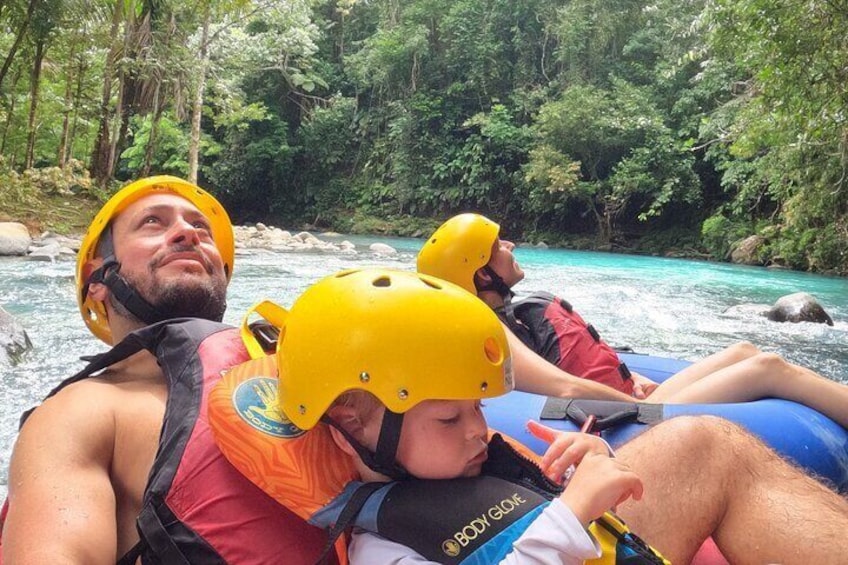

{"left": 363, "top": 399, "right": 490, "bottom": 480}
{"left": 486, "top": 238, "right": 524, "bottom": 288}
{"left": 106, "top": 193, "right": 228, "bottom": 322}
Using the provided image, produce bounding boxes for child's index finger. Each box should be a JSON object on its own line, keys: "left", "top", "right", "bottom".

{"left": 527, "top": 420, "right": 558, "bottom": 443}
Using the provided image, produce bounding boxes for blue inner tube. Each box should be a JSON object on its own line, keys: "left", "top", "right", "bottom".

{"left": 483, "top": 352, "right": 848, "bottom": 492}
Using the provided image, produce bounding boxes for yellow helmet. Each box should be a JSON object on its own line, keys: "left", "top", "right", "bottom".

{"left": 76, "top": 175, "right": 234, "bottom": 344}
{"left": 277, "top": 268, "right": 513, "bottom": 431}
{"left": 416, "top": 213, "right": 500, "bottom": 294}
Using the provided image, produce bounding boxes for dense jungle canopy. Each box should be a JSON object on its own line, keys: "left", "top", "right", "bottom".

{"left": 1, "top": 0, "right": 847, "bottom": 273}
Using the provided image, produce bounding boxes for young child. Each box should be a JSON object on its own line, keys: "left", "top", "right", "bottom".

{"left": 418, "top": 213, "right": 848, "bottom": 429}
{"left": 273, "top": 267, "right": 663, "bottom": 564}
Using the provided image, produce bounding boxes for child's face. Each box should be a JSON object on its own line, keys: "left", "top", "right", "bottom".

{"left": 384, "top": 399, "right": 490, "bottom": 480}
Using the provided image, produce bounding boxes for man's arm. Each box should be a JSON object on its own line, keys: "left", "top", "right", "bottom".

{"left": 3, "top": 383, "right": 119, "bottom": 564}
{"left": 505, "top": 328, "right": 635, "bottom": 401}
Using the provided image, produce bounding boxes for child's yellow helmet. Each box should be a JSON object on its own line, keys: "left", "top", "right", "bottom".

{"left": 277, "top": 268, "right": 513, "bottom": 431}
{"left": 76, "top": 175, "right": 234, "bottom": 344}
{"left": 416, "top": 213, "right": 500, "bottom": 294}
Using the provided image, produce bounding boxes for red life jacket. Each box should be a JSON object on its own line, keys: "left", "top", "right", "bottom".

{"left": 498, "top": 292, "right": 634, "bottom": 395}
{"left": 1, "top": 319, "right": 335, "bottom": 565}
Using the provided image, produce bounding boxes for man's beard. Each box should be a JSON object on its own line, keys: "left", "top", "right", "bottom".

{"left": 110, "top": 267, "right": 228, "bottom": 324}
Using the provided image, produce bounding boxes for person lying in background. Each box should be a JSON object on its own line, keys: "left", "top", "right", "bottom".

{"left": 260, "top": 267, "right": 848, "bottom": 564}
{"left": 417, "top": 213, "right": 848, "bottom": 429}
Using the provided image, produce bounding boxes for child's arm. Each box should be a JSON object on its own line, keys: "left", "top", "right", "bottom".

{"left": 349, "top": 507, "right": 603, "bottom": 565}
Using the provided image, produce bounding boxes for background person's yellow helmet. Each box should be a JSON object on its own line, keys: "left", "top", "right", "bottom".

{"left": 277, "top": 268, "right": 513, "bottom": 432}
{"left": 76, "top": 175, "right": 235, "bottom": 344}
{"left": 416, "top": 213, "right": 500, "bottom": 294}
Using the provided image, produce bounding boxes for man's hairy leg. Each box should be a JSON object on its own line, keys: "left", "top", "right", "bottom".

{"left": 615, "top": 416, "right": 848, "bottom": 565}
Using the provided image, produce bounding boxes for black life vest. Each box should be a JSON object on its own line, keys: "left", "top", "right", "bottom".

{"left": 316, "top": 434, "right": 667, "bottom": 565}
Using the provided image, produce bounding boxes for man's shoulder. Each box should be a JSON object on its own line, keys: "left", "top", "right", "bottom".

{"left": 33, "top": 377, "right": 122, "bottom": 421}
{"left": 29, "top": 365, "right": 153, "bottom": 421}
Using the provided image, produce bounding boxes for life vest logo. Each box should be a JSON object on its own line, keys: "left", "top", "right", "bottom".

{"left": 233, "top": 377, "right": 305, "bottom": 438}
{"left": 441, "top": 539, "right": 461, "bottom": 557}
{"left": 442, "top": 492, "right": 528, "bottom": 556}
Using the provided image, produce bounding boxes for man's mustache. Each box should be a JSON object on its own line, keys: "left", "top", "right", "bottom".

{"left": 149, "top": 244, "right": 215, "bottom": 274}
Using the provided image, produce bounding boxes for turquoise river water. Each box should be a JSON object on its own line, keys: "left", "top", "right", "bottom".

{"left": 1, "top": 234, "right": 847, "bottom": 498}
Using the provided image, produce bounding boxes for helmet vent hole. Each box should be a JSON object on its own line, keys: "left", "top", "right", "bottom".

{"left": 483, "top": 337, "right": 503, "bottom": 364}
{"left": 421, "top": 278, "right": 441, "bottom": 290}
{"left": 372, "top": 276, "right": 391, "bottom": 287}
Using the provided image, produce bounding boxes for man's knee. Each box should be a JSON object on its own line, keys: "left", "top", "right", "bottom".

{"left": 621, "top": 415, "right": 756, "bottom": 469}
{"left": 727, "top": 340, "right": 759, "bottom": 359}
{"left": 750, "top": 351, "right": 787, "bottom": 372}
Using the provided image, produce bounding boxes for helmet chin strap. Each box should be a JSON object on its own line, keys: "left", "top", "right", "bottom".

{"left": 322, "top": 411, "right": 410, "bottom": 480}
{"left": 476, "top": 265, "right": 515, "bottom": 302}
{"left": 83, "top": 256, "right": 174, "bottom": 326}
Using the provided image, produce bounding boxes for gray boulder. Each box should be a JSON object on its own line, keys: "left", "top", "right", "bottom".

{"left": 0, "top": 305, "right": 32, "bottom": 365}
{"left": 765, "top": 292, "right": 834, "bottom": 326}
{"left": 0, "top": 222, "right": 32, "bottom": 256}
{"left": 730, "top": 235, "right": 765, "bottom": 265}
{"left": 369, "top": 242, "right": 397, "bottom": 255}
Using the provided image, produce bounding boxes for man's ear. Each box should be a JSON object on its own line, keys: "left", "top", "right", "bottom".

{"left": 473, "top": 267, "right": 492, "bottom": 289}
{"left": 326, "top": 404, "right": 366, "bottom": 457}
{"left": 82, "top": 258, "right": 108, "bottom": 301}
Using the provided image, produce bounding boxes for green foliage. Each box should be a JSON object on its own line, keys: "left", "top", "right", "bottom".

{"left": 0, "top": 159, "right": 99, "bottom": 232}
{"left": 342, "top": 210, "right": 441, "bottom": 238}
{"left": 295, "top": 95, "right": 360, "bottom": 216}
{"left": 1, "top": 0, "right": 847, "bottom": 273}
{"left": 119, "top": 114, "right": 191, "bottom": 177}
{"left": 700, "top": 0, "right": 848, "bottom": 273}
{"left": 527, "top": 80, "right": 698, "bottom": 240}
{"left": 700, "top": 213, "right": 752, "bottom": 260}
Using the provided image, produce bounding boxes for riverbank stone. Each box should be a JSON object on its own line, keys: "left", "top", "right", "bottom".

{"left": 730, "top": 235, "right": 765, "bottom": 265}
{"left": 766, "top": 292, "right": 834, "bottom": 326}
{"left": 234, "top": 224, "right": 355, "bottom": 253}
{"left": 369, "top": 242, "right": 397, "bottom": 255}
{"left": 0, "top": 304, "right": 32, "bottom": 366}
{"left": 0, "top": 222, "right": 32, "bottom": 256}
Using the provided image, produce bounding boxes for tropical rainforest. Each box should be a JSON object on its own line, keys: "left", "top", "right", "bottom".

{"left": 0, "top": 0, "right": 846, "bottom": 274}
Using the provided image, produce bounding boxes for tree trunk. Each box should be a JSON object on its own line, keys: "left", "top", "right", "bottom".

{"left": 188, "top": 8, "right": 211, "bottom": 184}
{"left": 114, "top": 9, "right": 152, "bottom": 175}
{"left": 0, "top": 67, "right": 22, "bottom": 155}
{"left": 90, "top": 2, "right": 123, "bottom": 185}
{"left": 58, "top": 43, "right": 78, "bottom": 168}
{"left": 107, "top": 63, "right": 127, "bottom": 176}
{"left": 142, "top": 81, "right": 163, "bottom": 176}
{"left": 588, "top": 198, "right": 609, "bottom": 244}
{"left": 24, "top": 40, "right": 45, "bottom": 169}
{"left": 0, "top": 0, "right": 37, "bottom": 92}
{"left": 66, "top": 55, "right": 88, "bottom": 164}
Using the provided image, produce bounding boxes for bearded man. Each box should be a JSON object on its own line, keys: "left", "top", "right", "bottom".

{"left": 0, "top": 177, "right": 335, "bottom": 564}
